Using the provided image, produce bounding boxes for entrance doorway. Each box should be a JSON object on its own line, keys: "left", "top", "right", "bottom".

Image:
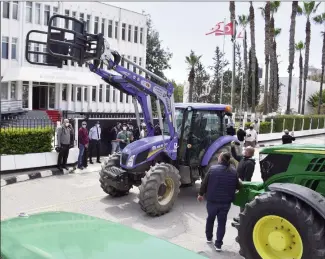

{"left": 32, "top": 86, "right": 47, "bottom": 109}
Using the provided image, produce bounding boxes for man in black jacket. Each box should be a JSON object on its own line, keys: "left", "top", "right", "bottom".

{"left": 282, "top": 129, "right": 296, "bottom": 144}
{"left": 198, "top": 152, "right": 241, "bottom": 252}
{"left": 236, "top": 126, "right": 246, "bottom": 153}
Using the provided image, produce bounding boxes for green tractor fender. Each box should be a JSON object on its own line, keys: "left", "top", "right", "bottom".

{"left": 268, "top": 182, "right": 325, "bottom": 219}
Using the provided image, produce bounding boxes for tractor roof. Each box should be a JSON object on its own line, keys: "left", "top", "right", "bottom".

{"left": 261, "top": 144, "right": 325, "bottom": 155}
{"left": 175, "top": 103, "right": 231, "bottom": 111}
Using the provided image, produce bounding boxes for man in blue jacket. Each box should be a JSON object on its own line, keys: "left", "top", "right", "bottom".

{"left": 198, "top": 152, "right": 241, "bottom": 252}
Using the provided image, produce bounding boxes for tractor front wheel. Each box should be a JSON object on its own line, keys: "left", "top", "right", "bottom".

{"left": 138, "top": 163, "right": 181, "bottom": 216}
{"left": 234, "top": 191, "right": 325, "bottom": 259}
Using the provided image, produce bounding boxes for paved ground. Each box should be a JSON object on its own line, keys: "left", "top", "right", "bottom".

{"left": 1, "top": 135, "right": 323, "bottom": 258}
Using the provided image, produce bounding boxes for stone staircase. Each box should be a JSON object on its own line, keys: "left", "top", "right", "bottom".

{"left": 46, "top": 110, "right": 61, "bottom": 124}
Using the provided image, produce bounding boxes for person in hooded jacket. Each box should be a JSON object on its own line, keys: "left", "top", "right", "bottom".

{"left": 236, "top": 125, "right": 246, "bottom": 153}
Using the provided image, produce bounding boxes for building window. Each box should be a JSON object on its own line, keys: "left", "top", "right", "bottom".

{"left": 34, "top": 43, "right": 39, "bottom": 62}
{"left": 62, "top": 84, "right": 67, "bottom": 101}
{"left": 121, "top": 56, "right": 125, "bottom": 67}
{"left": 86, "top": 15, "right": 91, "bottom": 31}
{"left": 43, "top": 46, "right": 47, "bottom": 63}
{"left": 99, "top": 85, "right": 103, "bottom": 102}
{"left": 1, "top": 82, "right": 8, "bottom": 100}
{"left": 11, "top": 81, "right": 16, "bottom": 100}
{"left": 127, "top": 55, "right": 131, "bottom": 70}
{"left": 1, "top": 37, "right": 9, "bottom": 59}
{"left": 94, "top": 17, "right": 99, "bottom": 34}
{"left": 133, "top": 57, "right": 137, "bottom": 73}
{"left": 112, "top": 88, "right": 115, "bottom": 102}
{"left": 106, "top": 85, "right": 110, "bottom": 102}
{"left": 101, "top": 19, "right": 105, "bottom": 34}
{"left": 27, "top": 42, "right": 32, "bottom": 61}
{"left": 128, "top": 25, "right": 131, "bottom": 42}
{"left": 11, "top": 37, "right": 18, "bottom": 60}
{"left": 77, "top": 86, "right": 81, "bottom": 101}
{"left": 92, "top": 86, "right": 96, "bottom": 101}
{"left": 71, "top": 86, "right": 74, "bottom": 101}
{"left": 3, "top": 1, "right": 10, "bottom": 19}
{"left": 122, "top": 23, "right": 126, "bottom": 40}
{"left": 79, "top": 13, "right": 84, "bottom": 22}
{"left": 12, "top": 1, "right": 18, "bottom": 20}
{"left": 134, "top": 26, "right": 138, "bottom": 43}
{"left": 53, "top": 7, "right": 58, "bottom": 26}
{"left": 26, "top": 2, "right": 32, "bottom": 23}
{"left": 119, "top": 91, "right": 123, "bottom": 103}
{"left": 64, "top": 10, "right": 70, "bottom": 29}
{"left": 139, "top": 57, "right": 142, "bottom": 74}
{"left": 35, "top": 3, "right": 41, "bottom": 24}
{"left": 44, "top": 5, "right": 50, "bottom": 26}
{"left": 22, "top": 81, "right": 29, "bottom": 108}
{"left": 115, "top": 21, "right": 118, "bottom": 39}
{"left": 140, "top": 28, "right": 144, "bottom": 44}
{"left": 108, "top": 20, "right": 113, "bottom": 38}
{"left": 84, "top": 87, "right": 87, "bottom": 101}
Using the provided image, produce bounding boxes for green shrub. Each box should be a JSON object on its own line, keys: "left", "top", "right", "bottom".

{"left": 294, "top": 117, "right": 303, "bottom": 131}
{"left": 303, "top": 117, "right": 311, "bottom": 130}
{"left": 0, "top": 127, "right": 54, "bottom": 155}
{"left": 311, "top": 117, "right": 319, "bottom": 129}
{"left": 259, "top": 122, "right": 272, "bottom": 134}
{"left": 319, "top": 117, "right": 325, "bottom": 128}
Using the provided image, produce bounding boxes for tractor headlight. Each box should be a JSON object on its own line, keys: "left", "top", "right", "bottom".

{"left": 259, "top": 153, "right": 268, "bottom": 161}
{"left": 127, "top": 155, "right": 135, "bottom": 167}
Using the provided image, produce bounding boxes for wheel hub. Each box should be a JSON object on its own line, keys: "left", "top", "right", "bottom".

{"left": 253, "top": 215, "right": 303, "bottom": 259}
{"left": 157, "top": 177, "right": 175, "bottom": 206}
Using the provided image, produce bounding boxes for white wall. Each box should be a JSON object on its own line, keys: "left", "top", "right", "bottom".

{"left": 0, "top": 1, "right": 147, "bottom": 113}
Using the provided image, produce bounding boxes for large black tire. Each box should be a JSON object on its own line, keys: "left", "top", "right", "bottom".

{"left": 138, "top": 163, "right": 181, "bottom": 216}
{"left": 234, "top": 191, "right": 325, "bottom": 259}
{"left": 100, "top": 153, "right": 131, "bottom": 197}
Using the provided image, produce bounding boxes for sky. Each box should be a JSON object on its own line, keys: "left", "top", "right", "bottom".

{"left": 111, "top": 1, "right": 325, "bottom": 85}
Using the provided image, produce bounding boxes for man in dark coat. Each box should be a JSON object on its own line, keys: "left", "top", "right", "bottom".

{"left": 282, "top": 129, "right": 296, "bottom": 144}
{"left": 197, "top": 152, "right": 241, "bottom": 252}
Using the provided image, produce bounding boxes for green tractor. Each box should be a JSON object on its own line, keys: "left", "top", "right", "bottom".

{"left": 232, "top": 144, "right": 325, "bottom": 259}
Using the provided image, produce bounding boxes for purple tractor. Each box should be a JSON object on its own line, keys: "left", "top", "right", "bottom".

{"left": 25, "top": 15, "right": 239, "bottom": 216}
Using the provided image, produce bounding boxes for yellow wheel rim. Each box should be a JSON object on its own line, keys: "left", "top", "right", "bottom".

{"left": 253, "top": 215, "right": 303, "bottom": 259}
{"left": 158, "top": 177, "right": 175, "bottom": 206}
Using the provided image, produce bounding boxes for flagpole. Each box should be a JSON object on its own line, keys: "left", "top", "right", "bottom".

{"left": 219, "top": 18, "right": 226, "bottom": 104}
{"left": 230, "top": 18, "right": 236, "bottom": 108}
{"left": 240, "top": 71, "right": 244, "bottom": 117}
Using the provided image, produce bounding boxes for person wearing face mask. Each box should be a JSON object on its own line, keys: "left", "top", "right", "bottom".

{"left": 245, "top": 124, "right": 258, "bottom": 147}
{"left": 57, "top": 119, "right": 73, "bottom": 171}
{"left": 77, "top": 121, "right": 89, "bottom": 169}
{"left": 88, "top": 121, "right": 101, "bottom": 164}
{"left": 110, "top": 122, "right": 121, "bottom": 154}
{"left": 116, "top": 123, "right": 133, "bottom": 151}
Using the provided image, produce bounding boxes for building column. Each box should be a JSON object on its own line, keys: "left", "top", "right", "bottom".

{"left": 102, "top": 84, "right": 106, "bottom": 111}
{"left": 17, "top": 81, "right": 23, "bottom": 101}
{"left": 67, "top": 84, "right": 72, "bottom": 111}
{"left": 57, "top": 83, "right": 62, "bottom": 110}
{"left": 81, "top": 86, "right": 85, "bottom": 112}
{"left": 74, "top": 85, "right": 78, "bottom": 111}
{"left": 87, "top": 85, "right": 92, "bottom": 112}
{"left": 28, "top": 81, "right": 33, "bottom": 110}
{"left": 96, "top": 85, "right": 100, "bottom": 111}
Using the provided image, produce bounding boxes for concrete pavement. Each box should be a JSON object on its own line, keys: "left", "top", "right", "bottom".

{"left": 1, "top": 135, "right": 324, "bottom": 258}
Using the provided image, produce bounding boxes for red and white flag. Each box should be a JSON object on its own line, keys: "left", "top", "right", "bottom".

{"left": 206, "top": 21, "right": 234, "bottom": 36}
{"left": 237, "top": 30, "right": 244, "bottom": 39}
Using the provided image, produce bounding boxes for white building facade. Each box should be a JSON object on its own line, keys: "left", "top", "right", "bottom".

{"left": 1, "top": 1, "right": 147, "bottom": 113}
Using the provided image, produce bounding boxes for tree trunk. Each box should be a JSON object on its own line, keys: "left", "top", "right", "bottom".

{"left": 298, "top": 51, "right": 303, "bottom": 114}
{"left": 273, "top": 41, "right": 279, "bottom": 111}
{"left": 244, "top": 30, "right": 249, "bottom": 111}
{"left": 250, "top": 2, "right": 257, "bottom": 113}
{"left": 301, "top": 18, "right": 311, "bottom": 114}
{"left": 269, "top": 16, "right": 275, "bottom": 113}
{"left": 230, "top": 1, "right": 236, "bottom": 108}
{"left": 263, "top": 2, "right": 271, "bottom": 115}
{"left": 318, "top": 33, "right": 325, "bottom": 114}
{"left": 188, "top": 68, "right": 195, "bottom": 102}
{"left": 286, "top": 1, "right": 298, "bottom": 114}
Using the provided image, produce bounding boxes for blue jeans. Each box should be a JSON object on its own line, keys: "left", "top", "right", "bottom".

{"left": 111, "top": 141, "right": 119, "bottom": 154}
{"left": 205, "top": 202, "right": 230, "bottom": 247}
{"left": 78, "top": 144, "right": 85, "bottom": 168}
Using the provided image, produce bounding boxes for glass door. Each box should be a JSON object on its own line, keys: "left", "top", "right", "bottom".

{"left": 39, "top": 86, "right": 47, "bottom": 109}
{"left": 48, "top": 85, "right": 55, "bottom": 109}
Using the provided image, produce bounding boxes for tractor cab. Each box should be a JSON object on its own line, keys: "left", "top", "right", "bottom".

{"left": 163, "top": 103, "right": 233, "bottom": 167}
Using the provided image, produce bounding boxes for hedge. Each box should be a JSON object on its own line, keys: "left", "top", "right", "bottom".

{"left": 0, "top": 127, "right": 54, "bottom": 155}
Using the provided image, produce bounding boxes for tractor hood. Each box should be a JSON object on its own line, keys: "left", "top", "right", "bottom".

{"left": 120, "top": 135, "right": 170, "bottom": 169}
{"left": 1, "top": 211, "right": 205, "bottom": 259}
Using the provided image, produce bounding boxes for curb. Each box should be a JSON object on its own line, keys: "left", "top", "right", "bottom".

{"left": 1, "top": 165, "right": 102, "bottom": 187}
{"left": 258, "top": 144, "right": 275, "bottom": 147}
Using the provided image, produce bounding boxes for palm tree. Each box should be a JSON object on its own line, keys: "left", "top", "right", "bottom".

{"left": 313, "top": 12, "right": 325, "bottom": 114}
{"left": 301, "top": 1, "right": 320, "bottom": 114}
{"left": 259, "top": 2, "right": 271, "bottom": 114}
{"left": 238, "top": 14, "right": 250, "bottom": 110}
{"left": 229, "top": 1, "right": 236, "bottom": 107}
{"left": 185, "top": 50, "right": 201, "bottom": 102}
{"left": 272, "top": 28, "right": 281, "bottom": 111}
{"left": 295, "top": 41, "right": 305, "bottom": 113}
{"left": 249, "top": 1, "right": 257, "bottom": 113}
{"left": 286, "top": 1, "right": 300, "bottom": 114}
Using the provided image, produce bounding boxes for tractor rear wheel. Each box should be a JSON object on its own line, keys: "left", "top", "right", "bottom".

{"left": 234, "top": 191, "right": 325, "bottom": 259}
{"left": 138, "top": 163, "right": 181, "bottom": 216}
{"left": 99, "top": 153, "right": 130, "bottom": 197}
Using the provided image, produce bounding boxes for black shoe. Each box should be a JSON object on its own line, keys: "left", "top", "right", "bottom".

{"left": 97, "top": 160, "right": 101, "bottom": 163}
{"left": 63, "top": 166, "right": 69, "bottom": 170}
{"left": 57, "top": 166, "right": 63, "bottom": 171}
{"left": 89, "top": 161, "right": 94, "bottom": 164}
{"left": 233, "top": 217, "right": 239, "bottom": 223}
{"left": 214, "top": 245, "right": 222, "bottom": 252}
{"left": 78, "top": 166, "right": 84, "bottom": 170}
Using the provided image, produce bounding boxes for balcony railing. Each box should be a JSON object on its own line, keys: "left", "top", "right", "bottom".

{"left": 1, "top": 100, "right": 24, "bottom": 114}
